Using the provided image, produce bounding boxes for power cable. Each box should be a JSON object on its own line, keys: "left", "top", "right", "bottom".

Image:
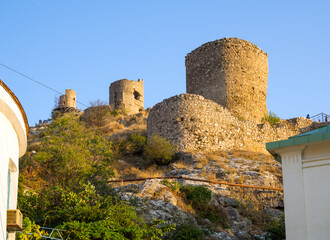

{"left": 0, "top": 62, "right": 89, "bottom": 108}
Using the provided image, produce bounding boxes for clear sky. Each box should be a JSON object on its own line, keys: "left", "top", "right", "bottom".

{"left": 1, "top": 0, "right": 329, "bottom": 125}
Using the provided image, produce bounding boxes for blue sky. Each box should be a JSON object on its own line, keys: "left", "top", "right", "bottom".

{"left": 1, "top": 0, "right": 329, "bottom": 125}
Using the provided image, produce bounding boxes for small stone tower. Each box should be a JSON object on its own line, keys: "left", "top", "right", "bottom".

{"left": 52, "top": 89, "right": 79, "bottom": 118}
{"left": 109, "top": 79, "right": 144, "bottom": 114}
{"left": 58, "top": 89, "right": 77, "bottom": 108}
{"left": 185, "top": 38, "right": 268, "bottom": 123}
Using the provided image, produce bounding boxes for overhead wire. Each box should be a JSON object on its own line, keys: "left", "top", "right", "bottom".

{"left": 0, "top": 62, "right": 89, "bottom": 108}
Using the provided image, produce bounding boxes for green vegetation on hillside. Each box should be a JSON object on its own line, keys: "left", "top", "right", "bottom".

{"left": 18, "top": 114, "right": 174, "bottom": 239}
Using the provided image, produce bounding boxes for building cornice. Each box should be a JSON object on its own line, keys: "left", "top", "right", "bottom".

{"left": 0, "top": 79, "right": 29, "bottom": 137}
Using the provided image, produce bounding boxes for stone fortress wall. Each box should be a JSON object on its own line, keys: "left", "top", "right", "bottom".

{"left": 109, "top": 79, "right": 144, "bottom": 114}
{"left": 147, "top": 94, "right": 313, "bottom": 154}
{"left": 147, "top": 38, "right": 315, "bottom": 153}
{"left": 186, "top": 38, "right": 268, "bottom": 123}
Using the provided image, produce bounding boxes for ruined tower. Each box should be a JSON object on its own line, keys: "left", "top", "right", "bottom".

{"left": 109, "top": 79, "right": 144, "bottom": 114}
{"left": 58, "top": 89, "right": 76, "bottom": 108}
{"left": 52, "top": 89, "right": 79, "bottom": 118}
{"left": 185, "top": 38, "right": 268, "bottom": 123}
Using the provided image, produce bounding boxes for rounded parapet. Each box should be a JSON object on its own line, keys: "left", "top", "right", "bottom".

{"left": 186, "top": 38, "right": 268, "bottom": 123}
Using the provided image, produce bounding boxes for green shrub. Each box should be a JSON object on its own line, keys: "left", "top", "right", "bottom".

{"left": 20, "top": 114, "right": 114, "bottom": 191}
{"left": 110, "top": 107, "right": 128, "bottom": 117}
{"left": 181, "top": 185, "right": 212, "bottom": 209}
{"left": 198, "top": 204, "right": 230, "bottom": 228}
{"left": 160, "top": 180, "right": 181, "bottom": 193}
{"left": 130, "top": 132, "right": 147, "bottom": 154}
{"left": 144, "top": 134, "right": 176, "bottom": 165}
{"left": 19, "top": 183, "right": 174, "bottom": 239}
{"left": 84, "top": 100, "right": 111, "bottom": 127}
{"left": 165, "top": 224, "right": 205, "bottom": 240}
{"left": 234, "top": 114, "right": 245, "bottom": 121}
{"left": 16, "top": 217, "right": 44, "bottom": 239}
{"left": 264, "top": 215, "right": 285, "bottom": 240}
{"left": 262, "top": 111, "right": 280, "bottom": 126}
{"left": 237, "top": 201, "right": 273, "bottom": 230}
{"left": 181, "top": 186, "right": 230, "bottom": 228}
{"left": 111, "top": 109, "right": 119, "bottom": 116}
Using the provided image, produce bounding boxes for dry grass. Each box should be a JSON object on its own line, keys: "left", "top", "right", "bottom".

{"left": 258, "top": 164, "right": 282, "bottom": 179}
{"left": 113, "top": 158, "right": 165, "bottom": 180}
{"left": 138, "top": 167, "right": 164, "bottom": 178}
{"left": 235, "top": 175, "right": 246, "bottom": 184}
{"left": 194, "top": 163, "right": 204, "bottom": 169}
{"left": 27, "top": 141, "right": 42, "bottom": 151}
{"left": 231, "top": 150, "right": 273, "bottom": 162}
{"left": 196, "top": 155, "right": 210, "bottom": 165}
{"left": 172, "top": 161, "right": 190, "bottom": 169}
{"left": 201, "top": 150, "right": 231, "bottom": 162}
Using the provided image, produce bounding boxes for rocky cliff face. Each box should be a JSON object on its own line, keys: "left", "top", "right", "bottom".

{"left": 112, "top": 150, "right": 284, "bottom": 239}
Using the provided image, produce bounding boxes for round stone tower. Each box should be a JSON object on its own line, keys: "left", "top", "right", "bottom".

{"left": 109, "top": 79, "right": 144, "bottom": 114}
{"left": 185, "top": 38, "right": 268, "bottom": 123}
{"left": 64, "top": 89, "right": 76, "bottom": 108}
{"left": 58, "top": 89, "right": 76, "bottom": 108}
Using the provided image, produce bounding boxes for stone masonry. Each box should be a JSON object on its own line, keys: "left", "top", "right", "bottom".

{"left": 147, "top": 94, "right": 313, "bottom": 154}
{"left": 52, "top": 89, "right": 80, "bottom": 119}
{"left": 186, "top": 38, "right": 268, "bottom": 123}
{"left": 58, "top": 89, "right": 76, "bottom": 108}
{"left": 109, "top": 79, "right": 144, "bottom": 114}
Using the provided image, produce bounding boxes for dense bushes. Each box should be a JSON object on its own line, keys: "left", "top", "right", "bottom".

{"left": 144, "top": 134, "right": 176, "bottom": 165}
{"left": 19, "top": 183, "right": 174, "bottom": 239}
{"left": 20, "top": 114, "right": 114, "bottom": 191}
{"left": 83, "top": 100, "right": 111, "bottom": 127}
{"left": 181, "top": 185, "right": 212, "bottom": 209}
{"left": 181, "top": 185, "right": 229, "bottom": 228}
{"left": 165, "top": 224, "right": 205, "bottom": 240}
{"left": 130, "top": 132, "right": 147, "bottom": 154}
{"left": 264, "top": 215, "right": 285, "bottom": 240}
{"left": 18, "top": 114, "right": 174, "bottom": 239}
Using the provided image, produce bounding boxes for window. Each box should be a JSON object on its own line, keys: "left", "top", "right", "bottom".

{"left": 133, "top": 91, "right": 141, "bottom": 100}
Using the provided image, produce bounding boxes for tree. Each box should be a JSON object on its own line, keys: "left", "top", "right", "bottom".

{"left": 18, "top": 184, "right": 174, "bottom": 239}
{"left": 18, "top": 114, "right": 174, "bottom": 239}
{"left": 20, "top": 113, "right": 114, "bottom": 191}
{"left": 83, "top": 100, "right": 111, "bottom": 127}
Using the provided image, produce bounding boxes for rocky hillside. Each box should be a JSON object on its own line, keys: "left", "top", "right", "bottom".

{"left": 27, "top": 108, "right": 285, "bottom": 239}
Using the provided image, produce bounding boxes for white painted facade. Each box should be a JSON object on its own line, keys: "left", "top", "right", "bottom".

{"left": 0, "top": 82, "right": 28, "bottom": 240}
{"left": 270, "top": 139, "right": 330, "bottom": 240}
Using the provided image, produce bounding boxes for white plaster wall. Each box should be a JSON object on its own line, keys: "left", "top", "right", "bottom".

{"left": 302, "top": 142, "right": 330, "bottom": 240}
{"left": 277, "top": 141, "right": 330, "bottom": 240}
{"left": 0, "top": 85, "right": 27, "bottom": 240}
{"left": 0, "top": 113, "right": 20, "bottom": 240}
{"left": 281, "top": 149, "right": 307, "bottom": 240}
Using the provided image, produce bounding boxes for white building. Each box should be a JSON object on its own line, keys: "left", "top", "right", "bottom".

{"left": 0, "top": 79, "right": 28, "bottom": 240}
{"left": 267, "top": 126, "right": 330, "bottom": 240}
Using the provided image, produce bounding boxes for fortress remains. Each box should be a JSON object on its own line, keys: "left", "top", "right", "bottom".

{"left": 147, "top": 94, "right": 312, "bottom": 154}
{"left": 148, "top": 38, "right": 314, "bottom": 153}
{"left": 52, "top": 89, "right": 79, "bottom": 118}
{"left": 186, "top": 38, "right": 268, "bottom": 123}
{"left": 109, "top": 79, "right": 144, "bottom": 114}
{"left": 58, "top": 89, "right": 76, "bottom": 108}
